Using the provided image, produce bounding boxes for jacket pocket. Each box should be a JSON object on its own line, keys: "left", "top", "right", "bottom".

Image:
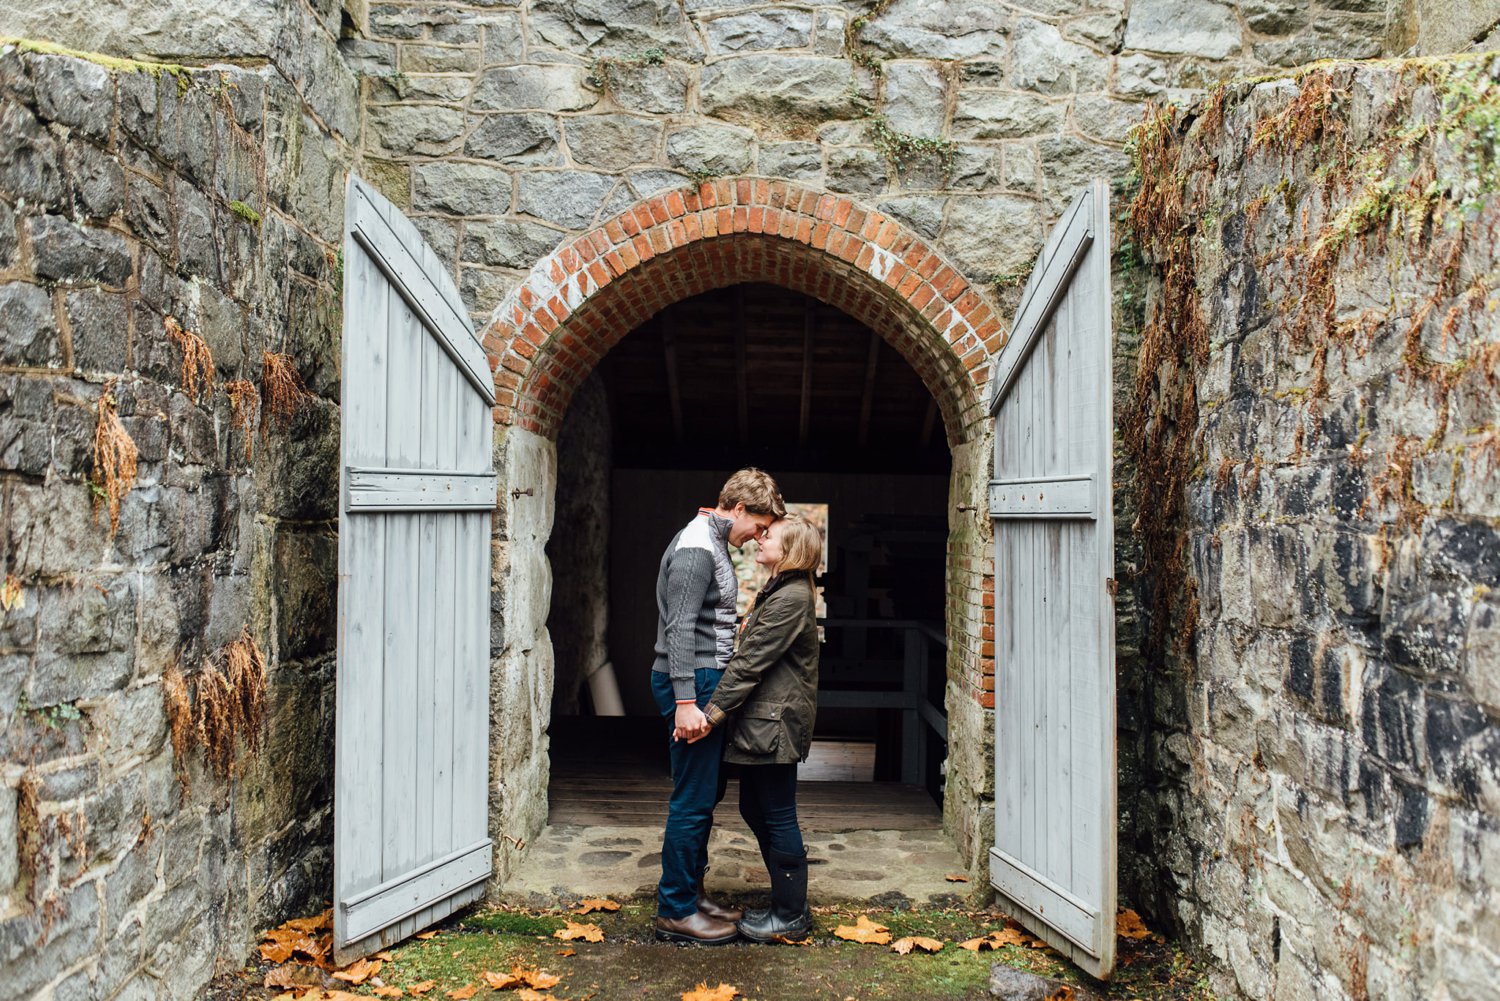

{"left": 731, "top": 702, "right": 787, "bottom": 757}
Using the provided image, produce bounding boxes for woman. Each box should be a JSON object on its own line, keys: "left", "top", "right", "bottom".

{"left": 698, "top": 513, "right": 823, "bottom": 943}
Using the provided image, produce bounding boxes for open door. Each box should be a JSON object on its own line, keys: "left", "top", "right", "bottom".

{"left": 987, "top": 181, "right": 1117, "bottom": 978}
{"left": 334, "top": 177, "right": 497, "bottom": 963}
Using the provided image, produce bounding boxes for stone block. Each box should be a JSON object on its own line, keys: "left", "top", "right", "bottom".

{"left": 0, "top": 100, "right": 66, "bottom": 211}
{"left": 0, "top": 783, "right": 15, "bottom": 893}
{"left": 66, "top": 141, "right": 126, "bottom": 222}
{"left": 1124, "top": 0, "right": 1242, "bottom": 59}
{"left": 516, "top": 170, "right": 614, "bottom": 229}
{"left": 826, "top": 147, "right": 888, "bottom": 195}
{"left": 1240, "top": 0, "right": 1310, "bottom": 34}
{"left": 606, "top": 61, "right": 690, "bottom": 114}
{"left": 703, "top": 9, "right": 814, "bottom": 54}
{"left": 1072, "top": 95, "right": 1147, "bottom": 143}
{"left": 466, "top": 113, "right": 560, "bottom": 166}
{"left": 936, "top": 194, "right": 1042, "bottom": 279}
{"left": 0, "top": 281, "right": 63, "bottom": 368}
{"left": 1011, "top": 17, "right": 1107, "bottom": 94}
{"left": 0, "top": 881, "right": 101, "bottom": 998}
{"left": 758, "top": 141, "right": 822, "bottom": 181}
{"left": 878, "top": 195, "right": 945, "bottom": 240}
{"left": 30, "top": 214, "right": 132, "bottom": 287}
{"left": 400, "top": 42, "right": 479, "bottom": 74}
{"left": 473, "top": 65, "right": 597, "bottom": 113}
{"left": 66, "top": 287, "right": 131, "bottom": 374}
{"left": 413, "top": 161, "right": 513, "bottom": 216}
{"left": 665, "top": 124, "right": 754, "bottom": 177}
{"left": 566, "top": 114, "right": 663, "bottom": 170}
{"left": 953, "top": 91, "right": 1064, "bottom": 140}
{"left": 881, "top": 61, "right": 947, "bottom": 136}
{"left": 700, "top": 55, "right": 861, "bottom": 124}
{"left": 527, "top": 0, "right": 703, "bottom": 60}
{"left": 337, "top": 38, "right": 398, "bottom": 76}
{"left": 462, "top": 219, "right": 565, "bottom": 270}
{"left": 482, "top": 13, "right": 525, "bottom": 64}
{"left": 626, "top": 169, "right": 690, "bottom": 199}
{"left": 32, "top": 55, "right": 112, "bottom": 140}
{"left": 460, "top": 267, "right": 516, "bottom": 323}
{"left": 814, "top": 8, "right": 846, "bottom": 56}
{"left": 365, "top": 104, "right": 466, "bottom": 155}
{"left": 856, "top": 0, "right": 1009, "bottom": 60}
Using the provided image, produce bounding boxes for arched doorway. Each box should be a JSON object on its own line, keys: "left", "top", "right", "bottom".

{"left": 480, "top": 179, "right": 1001, "bottom": 890}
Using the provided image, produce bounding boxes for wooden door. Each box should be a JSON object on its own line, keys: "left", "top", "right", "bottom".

{"left": 987, "top": 181, "right": 1117, "bottom": 978}
{"left": 334, "top": 177, "right": 497, "bottom": 963}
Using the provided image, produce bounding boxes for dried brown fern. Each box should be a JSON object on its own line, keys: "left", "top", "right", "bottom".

{"left": 224, "top": 626, "right": 267, "bottom": 759}
{"left": 185, "top": 628, "right": 269, "bottom": 782}
{"left": 225, "top": 378, "right": 260, "bottom": 461}
{"left": 164, "top": 315, "right": 215, "bottom": 403}
{"left": 163, "top": 665, "right": 194, "bottom": 792}
{"left": 91, "top": 379, "right": 139, "bottom": 537}
{"left": 193, "top": 662, "right": 235, "bottom": 781}
{"left": 261, "top": 351, "right": 311, "bottom": 434}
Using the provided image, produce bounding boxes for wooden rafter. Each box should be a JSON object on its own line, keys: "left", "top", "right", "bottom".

{"left": 857, "top": 331, "right": 880, "bottom": 448}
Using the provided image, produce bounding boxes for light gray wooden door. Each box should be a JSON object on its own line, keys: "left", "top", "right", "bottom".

{"left": 334, "top": 176, "right": 497, "bottom": 963}
{"left": 987, "top": 181, "right": 1117, "bottom": 979}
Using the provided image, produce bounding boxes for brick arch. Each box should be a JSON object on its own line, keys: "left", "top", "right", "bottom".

{"left": 478, "top": 178, "right": 1006, "bottom": 443}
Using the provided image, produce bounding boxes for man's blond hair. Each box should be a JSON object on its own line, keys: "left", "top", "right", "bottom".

{"left": 775, "top": 514, "right": 823, "bottom": 575}
{"left": 719, "top": 467, "right": 785, "bottom": 518}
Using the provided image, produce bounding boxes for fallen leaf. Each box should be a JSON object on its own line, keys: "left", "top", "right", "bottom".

{"left": 555, "top": 920, "right": 604, "bottom": 943}
{"left": 1117, "top": 909, "right": 1153, "bottom": 940}
{"left": 772, "top": 934, "right": 811, "bottom": 946}
{"left": 1046, "top": 987, "right": 1075, "bottom": 1001}
{"left": 445, "top": 986, "right": 477, "bottom": 1000}
{"left": 517, "top": 991, "right": 552, "bottom": 1001}
{"left": 944, "top": 874, "right": 969, "bottom": 883}
{"left": 958, "top": 936, "right": 998, "bottom": 952}
{"left": 373, "top": 988, "right": 404, "bottom": 999}
{"left": 285, "top": 909, "right": 333, "bottom": 932}
{"left": 374, "top": 950, "right": 397, "bottom": 961}
{"left": 260, "top": 941, "right": 295, "bottom": 963}
{"left": 483, "top": 970, "right": 522, "bottom": 990}
{"left": 891, "top": 936, "right": 944, "bottom": 954}
{"left": 332, "top": 959, "right": 382, "bottom": 984}
{"left": 415, "top": 931, "right": 439, "bottom": 940}
{"left": 681, "top": 983, "right": 739, "bottom": 1001}
{"left": 408, "top": 982, "right": 436, "bottom": 995}
{"left": 991, "top": 927, "right": 1032, "bottom": 948}
{"left": 833, "top": 914, "right": 891, "bottom": 945}
{"left": 574, "top": 897, "right": 621, "bottom": 914}
{"left": 556, "top": 948, "right": 576, "bottom": 957}
{"left": 521, "top": 969, "right": 562, "bottom": 990}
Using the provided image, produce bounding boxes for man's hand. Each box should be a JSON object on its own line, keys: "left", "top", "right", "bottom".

{"left": 673, "top": 703, "right": 710, "bottom": 742}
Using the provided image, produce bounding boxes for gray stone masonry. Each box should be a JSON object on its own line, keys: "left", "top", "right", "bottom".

{"left": 0, "top": 15, "right": 351, "bottom": 999}
{"left": 1120, "top": 57, "right": 1500, "bottom": 1001}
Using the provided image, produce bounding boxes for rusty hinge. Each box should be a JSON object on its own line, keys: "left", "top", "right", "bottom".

{"left": 1105, "top": 577, "right": 1118, "bottom": 597}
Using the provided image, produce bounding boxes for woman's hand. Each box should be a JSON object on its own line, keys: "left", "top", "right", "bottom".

{"left": 673, "top": 703, "right": 710, "bottom": 742}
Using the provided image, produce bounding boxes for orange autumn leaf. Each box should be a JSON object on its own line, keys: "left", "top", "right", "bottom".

{"left": 516, "top": 991, "right": 552, "bottom": 1001}
{"left": 891, "top": 936, "right": 944, "bottom": 954}
{"left": 374, "top": 950, "right": 397, "bottom": 961}
{"left": 408, "top": 982, "right": 436, "bottom": 995}
{"left": 959, "top": 936, "right": 998, "bottom": 952}
{"left": 415, "top": 931, "right": 439, "bottom": 940}
{"left": 833, "top": 915, "right": 891, "bottom": 945}
{"left": 991, "top": 927, "right": 1032, "bottom": 947}
{"left": 556, "top": 948, "right": 576, "bottom": 957}
{"left": 554, "top": 920, "right": 604, "bottom": 943}
{"left": 445, "top": 986, "right": 477, "bottom": 1000}
{"left": 264, "top": 965, "right": 319, "bottom": 990}
{"left": 331, "top": 958, "right": 381, "bottom": 984}
{"left": 1117, "top": 908, "right": 1153, "bottom": 940}
{"left": 574, "top": 897, "right": 621, "bottom": 914}
{"left": 944, "top": 874, "right": 969, "bottom": 883}
{"left": 374, "top": 988, "right": 404, "bottom": 999}
{"left": 260, "top": 941, "right": 295, "bottom": 963}
{"left": 772, "top": 934, "right": 811, "bottom": 946}
{"left": 521, "top": 969, "right": 562, "bottom": 990}
{"left": 483, "top": 970, "right": 521, "bottom": 989}
{"left": 681, "top": 983, "right": 740, "bottom": 1001}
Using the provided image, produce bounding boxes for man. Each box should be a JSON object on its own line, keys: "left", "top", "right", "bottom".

{"left": 651, "top": 468, "right": 785, "bottom": 944}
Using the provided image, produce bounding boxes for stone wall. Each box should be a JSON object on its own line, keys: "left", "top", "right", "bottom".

{"left": 1121, "top": 56, "right": 1500, "bottom": 1000}
{"left": 546, "top": 371, "right": 610, "bottom": 716}
{"left": 0, "top": 7, "right": 354, "bottom": 997}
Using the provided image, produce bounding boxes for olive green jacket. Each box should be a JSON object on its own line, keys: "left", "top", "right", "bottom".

{"left": 704, "top": 572, "right": 819, "bottom": 765}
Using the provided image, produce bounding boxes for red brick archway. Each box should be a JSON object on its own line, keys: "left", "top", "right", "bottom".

{"left": 478, "top": 178, "right": 1006, "bottom": 442}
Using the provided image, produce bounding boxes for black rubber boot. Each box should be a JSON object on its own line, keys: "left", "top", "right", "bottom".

{"left": 737, "top": 849, "right": 811, "bottom": 943}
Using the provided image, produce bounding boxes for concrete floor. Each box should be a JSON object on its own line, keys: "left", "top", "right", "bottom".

{"left": 497, "top": 822, "right": 974, "bottom": 909}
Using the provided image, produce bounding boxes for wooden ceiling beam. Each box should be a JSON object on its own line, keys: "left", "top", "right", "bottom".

{"left": 857, "top": 331, "right": 880, "bottom": 449}
{"left": 663, "top": 320, "right": 685, "bottom": 444}
{"left": 799, "top": 302, "right": 814, "bottom": 446}
{"left": 734, "top": 285, "right": 749, "bottom": 445}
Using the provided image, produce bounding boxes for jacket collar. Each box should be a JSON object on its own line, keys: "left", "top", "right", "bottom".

{"left": 698, "top": 507, "right": 731, "bottom": 543}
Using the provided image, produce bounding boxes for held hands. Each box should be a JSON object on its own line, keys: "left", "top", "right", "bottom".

{"left": 673, "top": 702, "right": 711, "bottom": 743}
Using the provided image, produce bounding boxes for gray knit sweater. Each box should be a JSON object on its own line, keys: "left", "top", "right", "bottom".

{"left": 652, "top": 508, "right": 738, "bottom": 702}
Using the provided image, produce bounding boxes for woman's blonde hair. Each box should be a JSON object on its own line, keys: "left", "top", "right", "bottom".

{"left": 775, "top": 513, "right": 823, "bottom": 575}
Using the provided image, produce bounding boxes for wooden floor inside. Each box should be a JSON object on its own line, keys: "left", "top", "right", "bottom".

{"left": 548, "top": 716, "right": 942, "bottom": 832}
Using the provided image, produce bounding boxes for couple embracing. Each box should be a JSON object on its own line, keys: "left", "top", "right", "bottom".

{"left": 650, "top": 468, "right": 823, "bottom": 946}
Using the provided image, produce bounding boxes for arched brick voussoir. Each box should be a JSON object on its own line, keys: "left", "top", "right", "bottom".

{"left": 478, "top": 177, "right": 1007, "bottom": 443}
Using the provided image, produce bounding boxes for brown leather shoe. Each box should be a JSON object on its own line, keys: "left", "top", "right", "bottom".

{"left": 696, "top": 893, "right": 743, "bottom": 924}
{"left": 654, "top": 910, "right": 739, "bottom": 945}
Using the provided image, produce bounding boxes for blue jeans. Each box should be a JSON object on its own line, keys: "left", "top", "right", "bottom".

{"left": 652, "top": 667, "right": 727, "bottom": 918}
{"left": 738, "top": 762, "right": 805, "bottom": 862}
